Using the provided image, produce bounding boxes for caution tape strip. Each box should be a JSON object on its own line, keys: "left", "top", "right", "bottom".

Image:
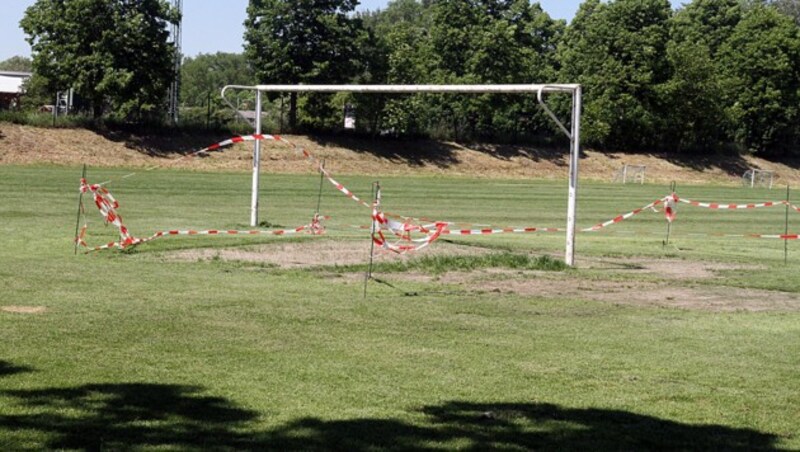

{"left": 86, "top": 221, "right": 325, "bottom": 252}
{"left": 678, "top": 198, "right": 784, "bottom": 209}
{"left": 80, "top": 133, "right": 800, "bottom": 253}
{"left": 582, "top": 198, "right": 666, "bottom": 232}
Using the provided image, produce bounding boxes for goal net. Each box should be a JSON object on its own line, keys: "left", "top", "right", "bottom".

{"left": 221, "top": 84, "right": 583, "bottom": 265}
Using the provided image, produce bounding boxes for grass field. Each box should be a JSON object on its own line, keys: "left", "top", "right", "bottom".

{"left": 1, "top": 164, "right": 799, "bottom": 450}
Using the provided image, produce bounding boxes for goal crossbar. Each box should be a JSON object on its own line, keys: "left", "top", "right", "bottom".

{"left": 225, "top": 84, "right": 579, "bottom": 94}
{"left": 221, "top": 83, "right": 582, "bottom": 266}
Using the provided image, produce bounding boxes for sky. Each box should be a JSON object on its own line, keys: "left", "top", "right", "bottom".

{"left": 0, "top": 0, "right": 685, "bottom": 62}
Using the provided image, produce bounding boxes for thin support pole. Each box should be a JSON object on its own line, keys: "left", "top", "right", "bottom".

{"left": 250, "top": 90, "right": 263, "bottom": 227}
{"left": 73, "top": 164, "right": 87, "bottom": 255}
{"left": 785, "top": 185, "right": 790, "bottom": 265}
{"left": 280, "top": 94, "right": 284, "bottom": 134}
{"left": 664, "top": 181, "right": 676, "bottom": 247}
{"left": 315, "top": 160, "right": 326, "bottom": 216}
{"left": 565, "top": 86, "right": 581, "bottom": 267}
{"left": 365, "top": 182, "right": 379, "bottom": 298}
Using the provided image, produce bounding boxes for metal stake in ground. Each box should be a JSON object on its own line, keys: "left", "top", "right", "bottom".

{"left": 785, "top": 185, "right": 791, "bottom": 265}
{"left": 364, "top": 181, "right": 379, "bottom": 298}
{"left": 315, "top": 159, "right": 326, "bottom": 217}
{"left": 664, "top": 181, "right": 677, "bottom": 247}
{"left": 73, "top": 164, "right": 87, "bottom": 255}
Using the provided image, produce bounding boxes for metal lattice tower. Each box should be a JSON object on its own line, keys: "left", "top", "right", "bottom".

{"left": 168, "top": 0, "right": 183, "bottom": 123}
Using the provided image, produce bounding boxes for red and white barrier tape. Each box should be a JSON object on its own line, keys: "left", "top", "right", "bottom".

{"left": 85, "top": 220, "right": 325, "bottom": 252}
{"left": 678, "top": 198, "right": 783, "bottom": 210}
{"left": 81, "top": 133, "right": 800, "bottom": 253}
{"left": 582, "top": 198, "right": 667, "bottom": 232}
{"left": 371, "top": 186, "right": 448, "bottom": 254}
{"left": 442, "top": 227, "right": 563, "bottom": 236}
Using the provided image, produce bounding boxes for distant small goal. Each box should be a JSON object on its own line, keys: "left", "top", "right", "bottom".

{"left": 613, "top": 164, "right": 646, "bottom": 184}
{"left": 742, "top": 169, "right": 775, "bottom": 189}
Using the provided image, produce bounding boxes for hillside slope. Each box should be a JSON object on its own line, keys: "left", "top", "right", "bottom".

{"left": 1, "top": 122, "right": 798, "bottom": 186}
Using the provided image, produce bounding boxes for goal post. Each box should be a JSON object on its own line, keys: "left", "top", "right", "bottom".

{"left": 221, "top": 84, "right": 583, "bottom": 266}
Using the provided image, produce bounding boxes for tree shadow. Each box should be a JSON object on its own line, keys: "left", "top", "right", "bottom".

{"left": 468, "top": 142, "right": 570, "bottom": 166}
{"left": 263, "top": 401, "right": 783, "bottom": 451}
{"left": 0, "top": 384, "right": 784, "bottom": 450}
{"left": 0, "top": 361, "right": 33, "bottom": 378}
{"left": 309, "top": 134, "right": 462, "bottom": 168}
{"left": 0, "top": 383, "right": 259, "bottom": 450}
{"left": 91, "top": 127, "right": 231, "bottom": 158}
{"left": 309, "top": 134, "right": 574, "bottom": 169}
{"left": 645, "top": 151, "right": 754, "bottom": 178}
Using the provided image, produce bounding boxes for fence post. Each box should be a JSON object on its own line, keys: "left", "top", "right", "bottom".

{"left": 365, "top": 182, "right": 379, "bottom": 298}
{"left": 785, "top": 185, "right": 791, "bottom": 265}
{"left": 73, "top": 164, "right": 87, "bottom": 255}
{"left": 664, "top": 181, "right": 676, "bottom": 247}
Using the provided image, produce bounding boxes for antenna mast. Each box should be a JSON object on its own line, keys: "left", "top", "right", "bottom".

{"left": 168, "top": 0, "right": 183, "bottom": 123}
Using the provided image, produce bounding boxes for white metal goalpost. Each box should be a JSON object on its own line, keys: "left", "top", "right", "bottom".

{"left": 221, "top": 84, "right": 582, "bottom": 266}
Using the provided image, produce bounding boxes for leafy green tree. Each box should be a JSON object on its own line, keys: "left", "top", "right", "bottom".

{"left": 718, "top": 4, "right": 800, "bottom": 154}
{"left": 661, "top": 0, "right": 742, "bottom": 152}
{"left": 20, "top": 0, "right": 179, "bottom": 120}
{"left": 769, "top": 0, "right": 800, "bottom": 24}
{"left": 559, "top": 0, "right": 673, "bottom": 149}
{"left": 181, "top": 53, "right": 254, "bottom": 107}
{"left": 244, "top": 0, "right": 366, "bottom": 130}
{"left": 424, "top": 0, "right": 564, "bottom": 140}
{"left": 0, "top": 56, "right": 33, "bottom": 72}
{"left": 670, "top": 0, "right": 742, "bottom": 54}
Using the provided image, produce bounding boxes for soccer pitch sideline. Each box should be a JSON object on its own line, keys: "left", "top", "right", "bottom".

{"left": 0, "top": 165, "right": 798, "bottom": 449}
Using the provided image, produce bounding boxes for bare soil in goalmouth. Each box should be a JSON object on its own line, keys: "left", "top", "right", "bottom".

{"left": 166, "top": 240, "right": 799, "bottom": 313}
{"left": 3, "top": 123, "right": 800, "bottom": 185}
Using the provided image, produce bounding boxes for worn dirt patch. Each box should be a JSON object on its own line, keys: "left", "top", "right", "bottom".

{"left": 166, "top": 240, "right": 796, "bottom": 312}
{"left": 167, "top": 239, "right": 491, "bottom": 268}
{"left": 468, "top": 275, "right": 799, "bottom": 312}
{"left": 363, "top": 269, "right": 799, "bottom": 312}
{"left": 579, "top": 257, "right": 764, "bottom": 280}
{"left": 1, "top": 306, "right": 47, "bottom": 314}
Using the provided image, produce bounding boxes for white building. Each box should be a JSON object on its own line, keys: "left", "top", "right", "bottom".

{"left": 0, "top": 71, "right": 32, "bottom": 109}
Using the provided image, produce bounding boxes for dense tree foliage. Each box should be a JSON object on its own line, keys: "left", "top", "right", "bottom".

{"left": 14, "top": 0, "right": 799, "bottom": 155}
{"left": 718, "top": 5, "right": 800, "bottom": 153}
{"left": 0, "top": 56, "right": 33, "bottom": 72}
{"left": 244, "top": 0, "right": 366, "bottom": 129}
{"left": 20, "top": 0, "right": 179, "bottom": 119}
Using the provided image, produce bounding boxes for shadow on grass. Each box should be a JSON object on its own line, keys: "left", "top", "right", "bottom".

{"left": 93, "top": 128, "right": 231, "bottom": 158}
{"left": 309, "top": 134, "right": 582, "bottom": 170}
{"left": 263, "top": 401, "right": 782, "bottom": 450}
{"left": 646, "top": 151, "right": 753, "bottom": 178}
{"left": 309, "top": 134, "right": 462, "bottom": 168}
{"left": 0, "top": 383, "right": 258, "bottom": 449}
{"left": 0, "top": 361, "right": 33, "bottom": 378}
{"left": 0, "top": 383, "right": 782, "bottom": 450}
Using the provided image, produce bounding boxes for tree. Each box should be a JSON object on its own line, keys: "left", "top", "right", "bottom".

{"left": 424, "top": 0, "right": 564, "bottom": 140}
{"left": 670, "top": 0, "right": 742, "bottom": 54}
{"left": 661, "top": 0, "right": 742, "bottom": 152}
{"left": 20, "top": 0, "right": 179, "bottom": 120}
{"left": 769, "top": 0, "right": 800, "bottom": 24}
{"left": 244, "top": 0, "right": 366, "bottom": 130}
{"left": 559, "top": 0, "right": 673, "bottom": 150}
{"left": 718, "top": 5, "right": 800, "bottom": 154}
{"left": 0, "top": 56, "right": 33, "bottom": 72}
{"left": 181, "top": 53, "right": 255, "bottom": 108}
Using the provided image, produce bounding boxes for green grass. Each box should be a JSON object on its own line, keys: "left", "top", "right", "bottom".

{"left": 0, "top": 165, "right": 798, "bottom": 450}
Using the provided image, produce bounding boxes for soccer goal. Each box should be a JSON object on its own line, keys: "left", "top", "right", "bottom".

{"left": 742, "top": 169, "right": 775, "bottom": 189}
{"left": 612, "top": 164, "right": 647, "bottom": 184}
{"left": 220, "top": 84, "right": 582, "bottom": 266}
